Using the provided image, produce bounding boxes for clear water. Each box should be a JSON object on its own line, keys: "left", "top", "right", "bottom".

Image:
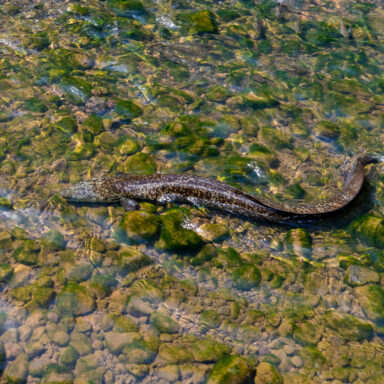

{"left": 0, "top": 0, "right": 384, "bottom": 383}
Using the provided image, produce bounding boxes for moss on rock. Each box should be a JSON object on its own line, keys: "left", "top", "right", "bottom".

{"left": 56, "top": 284, "right": 95, "bottom": 316}
{"left": 232, "top": 264, "right": 261, "bottom": 290}
{"left": 156, "top": 209, "right": 203, "bottom": 251}
{"left": 207, "top": 355, "right": 254, "bottom": 384}
{"left": 350, "top": 214, "right": 384, "bottom": 248}
{"left": 120, "top": 211, "right": 161, "bottom": 242}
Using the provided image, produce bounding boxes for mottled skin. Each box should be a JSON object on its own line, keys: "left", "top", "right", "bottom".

{"left": 61, "top": 156, "right": 377, "bottom": 223}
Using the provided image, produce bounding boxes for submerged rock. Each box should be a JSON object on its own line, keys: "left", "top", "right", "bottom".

{"left": 324, "top": 310, "right": 373, "bottom": 341}
{"left": 355, "top": 284, "right": 384, "bottom": 324}
{"left": 150, "top": 311, "right": 179, "bottom": 334}
{"left": 120, "top": 211, "right": 161, "bottom": 242}
{"left": 4, "top": 353, "right": 29, "bottom": 384}
{"left": 254, "top": 362, "right": 283, "bottom": 384}
{"left": 190, "top": 10, "right": 218, "bottom": 34}
{"left": 0, "top": 264, "right": 13, "bottom": 283}
{"left": 285, "top": 228, "right": 312, "bottom": 260}
{"left": 232, "top": 264, "right": 261, "bottom": 291}
{"left": 350, "top": 215, "right": 384, "bottom": 248}
{"left": 56, "top": 284, "right": 95, "bottom": 316}
{"left": 207, "top": 355, "right": 254, "bottom": 384}
{"left": 156, "top": 210, "right": 203, "bottom": 251}
{"left": 345, "top": 265, "right": 380, "bottom": 286}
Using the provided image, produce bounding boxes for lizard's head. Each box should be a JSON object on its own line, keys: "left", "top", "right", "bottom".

{"left": 61, "top": 179, "right": 119, "bottom": 203}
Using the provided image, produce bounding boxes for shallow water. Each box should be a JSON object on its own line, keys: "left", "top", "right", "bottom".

{"left": 1, "top": 0, "right": 384, "bottom": 383}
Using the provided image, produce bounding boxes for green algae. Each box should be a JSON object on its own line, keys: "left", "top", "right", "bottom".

{"left": 207, "top": 355, "right": 254, "bottom": 384}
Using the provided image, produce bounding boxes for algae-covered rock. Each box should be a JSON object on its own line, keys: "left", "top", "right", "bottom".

{"left": 114, "top": 99, "right": 143, "bottom": 119}
{"left": 324, "top": 310, "right": 373, "bottom": 341}
{"left": 66, "top": 264, "right": 93, "bottom": 283}
{"left": 113, "top": 316, "right": 138, "bottom": 333}
{"left": 70, "top": 142, "right": 95, "bottom": 160}
{"left": 0, "top": 263, "right": 13, "bottom": 282}
{"left": 314, "top": 121, "right": 340, "bottom": 140}
{"left": 355, "top": 284, "right": 384, "bottom": 324}
{"left": 107, "top": 0, "right": 145, "bottom": 17}
{"left": 200, "top": 310, "right": 220, "bottom": 329}
{"left": 122, "top": 339, "right": 157, "bottom": 364}
{"left": 61, "top": 76, "right": 92, "bottom": 105}
{"left": 190, "top": 338, "right": 231, "bottom": 363}
{"left": 254, "top": 361, "right": 283, "bottom": 384}
{"left": 232, "top": 264, "right": 261, "bottom": 291}
{"left": 23, "top": 31, "right": 50, "bottom": 51}
{"left": 122, "top": 152, "right": 156, "bottom": 174}
{"left": 89, "top": 273, "right": 116, "bottom": 298}
{"left": 150, "top": 311, "right": 179, "bottom": 334}
{"left": 120, "top": 211, "right": 161, "bottom": 242}
{"left": 293, "top": 321, "right": 321, "bottom": 346}
{"left": 82, "top": 114, "right": 103, "bottom": 135}
{"left": 190, "top": 10, "right": 218, "bottom": 34}
{"left": 157, "top": 210, "right": 203, "bottom": 251}
{"left": 118, "top": 247, "right": 152, "bottom": 273}
{"left": 350, "top": 215, "right": 384, "bottom": 248}
{"left": 206, "top": 86, "right": 231, "bottom": 102}
{"left": 23, "top": 97, "right": 48, "bottom": 113}
{"left": 207, "top": 355, "right": 255, "bottom": 384}
{"left": 158, "top": 344, "right": 193, "bottom": 364}
{"left": 53, "top": 116, "right": 77, "bottom": 135}
{"left": 119, "top": 137, "right": 140, "bottom": 155}
{"left": 14, "top": 240, "right": 40, "bottom": 265}
{"left": 191, "top": 244, "right": 217, "bottom": 266}
{"left": 56, "top": 284, "right": 95, "bottom": 316}
{"left": 198, "top": 223, "right": 229, "bottom": 242}
{"left": 4, "top": 352, "right": 29, "bottom": 384}
{"left": 345, "top": 265, "right": 380, "bottom": 286}
{"left": 285, "top": 228, "right": 312, "bottom": 260}
{"left": 105, "top": 331, "right": 141, "bottom": 354}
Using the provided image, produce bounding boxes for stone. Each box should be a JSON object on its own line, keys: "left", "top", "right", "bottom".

{"left": 200, "top": 310, "right": 220, "bottom": 329}
{"left": 254, "top": 362, "right": 283, "bottom": 384}
{"left": 350, "top": 215, "right": 384, "bottom": 248}
{"left": 285, "top": 228, "right": 312, "bottom": 260}
{"left": 120, "top": 211, "right": 161, "bottom": 242}
{"left": 105, "top": 332, "right": 141, "bottom": 354}
{"left": 122, "top": 152, "right": 156, "bottom": 175}
{"left": 70, "top": 333, "right": 93, "bottom": 356}
{"left": 354, "top": 284, "right": 384, "bottom": 323}
{"left": 50, "top": 330, "right": 70, "bottom": 346}
{"left": 190, "top": 10, "right": 218, "bottom": 34}
{"left": 158, "top": 344, "right": 194, "bottom": 364}
{"left": 59, "top": 345, "right": 79, "bottom": 368}
{"left": 127, "top": 297, "right": 154, "bottom": 316}
{"left": 156, "top": 210, "right": 203, "bottom": 251}
{"left": 232, "top": 264, "right": 261, "bottom": 290}
{"left": 29, "top": 357, "right": 53, "bottom": 377}
{"left": 0, "top": 263, "right": 13, "bottom": 282}
{"left": 118, "top": 247, "right": 152, "bottom": 273}
{"left": 190, "top": 338, "right": 231, "bottom": 363}
{"left": 4, "top": 353, "right": 29, "bottom": 384}
{"left": 114, "top": 99, "right": 143, "bottom": 119}
{"left": 113, "top": 316, "right": 138, "bottom": 333}
{"left": 293, "top": 321, "right": 321, "bottom": 346}
{"left": 56, "top": 284, "right": 95, "bottom": 316}
{"left": 158, "top": 365, "right": 180, "bottom": 382}
{"left": 66, "top": 264, "right": 92, "bottom": 283}
{"left": 198, "top": 223, "right": 229, "bottom": 242}
{"left": 314, "top": 121, "right": 340, "bottom": 140}
{"left": 345, "top": 265, "right": 380, "bottom": 286}
{"left": 150, "top": 311, "right": 179, "bottom": 334}
{"left": 207, "top": 355, "right": 255, "bottom": 384}
{"left": 122, "top": 340, "right": 157, "bottom": 364}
